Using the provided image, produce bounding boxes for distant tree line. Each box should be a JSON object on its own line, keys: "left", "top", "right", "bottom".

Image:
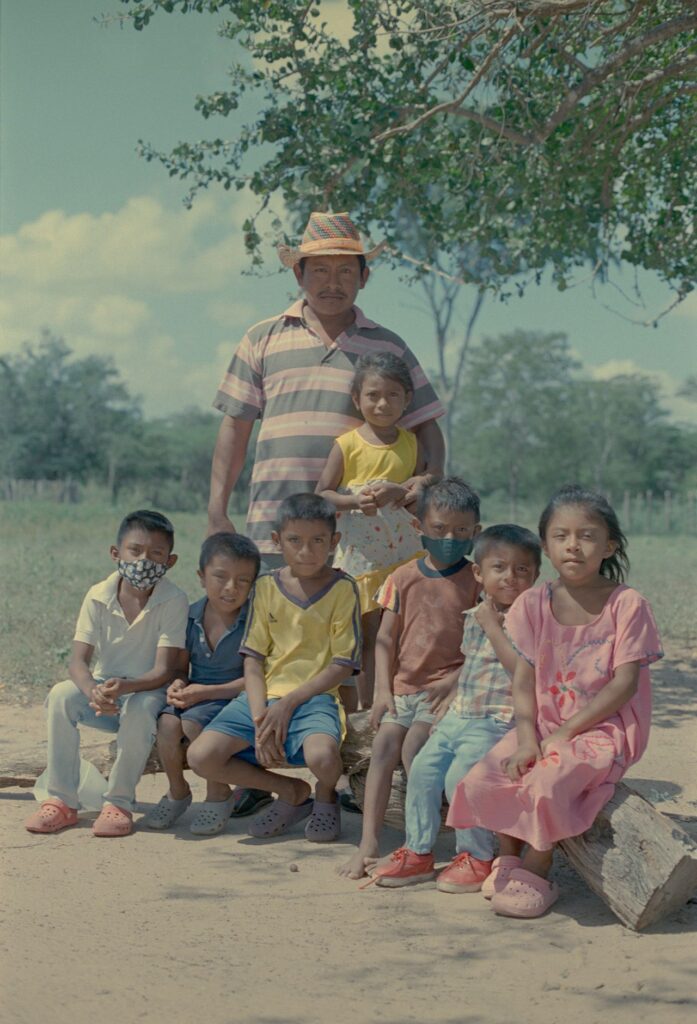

{"left": 449, "top": 330, "right": 697, "bottom": 510}
{"left": 0, "top": 332, "right": 252, "bottom": 512}
{"left": 1, "top": 330, "right": 695, "bottom": 515}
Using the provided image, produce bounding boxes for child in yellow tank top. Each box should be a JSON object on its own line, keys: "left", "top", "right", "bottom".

{"left": 317, "top": 352, "right": 428, "bottom": 704}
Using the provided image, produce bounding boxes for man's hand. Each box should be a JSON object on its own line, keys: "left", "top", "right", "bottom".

{"left": 207, "top": 513, "right": 236, "bottom": 537}
{"left": 401, "top": 474, "right": 431, "bottom": 513}
{"left": 369, "top": 690, "right": 396, "bottom": 731}
{"left": 370, "top": 482, "right": 407, "bottom": 509}
{"left": 357, "top": 488, "right": 378, "bottom": 516}
{"left": 168, "top": 683, "right": 208, "bottom": 710}
{"left": 501, "top": 741, "right": 541, "bottom": 782}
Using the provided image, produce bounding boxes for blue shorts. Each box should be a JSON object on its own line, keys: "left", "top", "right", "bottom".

{"left": 203, "top": 692, "right": 342, "bottom": 767}
{"left": 160, "top": 698, "right": 230, "bottom": 729}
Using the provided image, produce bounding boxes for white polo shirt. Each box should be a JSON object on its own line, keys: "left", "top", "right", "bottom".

{"left": 73, "top": 572, "right": 188, "bottom": 681}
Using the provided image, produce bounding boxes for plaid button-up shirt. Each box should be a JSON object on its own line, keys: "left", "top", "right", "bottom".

{"left": 449, "top": 607, "right": 515, "bottom": 723}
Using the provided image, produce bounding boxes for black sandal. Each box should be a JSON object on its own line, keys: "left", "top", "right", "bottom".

{"left": 229, "top": 788, "right": 274, "bottom": 817}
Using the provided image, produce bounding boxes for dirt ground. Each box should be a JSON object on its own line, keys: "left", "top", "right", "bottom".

{"left": 1, "top": 645, "right": 696, "bottom": 1024}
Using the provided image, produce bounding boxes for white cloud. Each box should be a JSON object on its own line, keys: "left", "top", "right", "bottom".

{"left": 591, "top": 360, "right": 697, "bottom": 426}
{"left": 0, "top": 194, "right": 262, "bottom": 415}
{"left": 0, "top": 194, "right": 250, "bottom": 295}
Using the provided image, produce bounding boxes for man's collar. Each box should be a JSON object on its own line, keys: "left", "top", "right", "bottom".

{"left": 283, "top": 299, "right": 378, "bottom": 331}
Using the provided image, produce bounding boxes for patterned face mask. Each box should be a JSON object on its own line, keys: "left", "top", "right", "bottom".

{"left": 117, "top": 558, "right": 170, "bottom": 590}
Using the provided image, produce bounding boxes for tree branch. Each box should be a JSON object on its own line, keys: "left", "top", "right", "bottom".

{"left": 373, "top": 23, "right": 520, "bottom": 144}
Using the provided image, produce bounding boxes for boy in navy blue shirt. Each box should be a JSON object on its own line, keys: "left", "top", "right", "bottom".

{"left": 144, "top": 532, "right": 266, "bottom": 835}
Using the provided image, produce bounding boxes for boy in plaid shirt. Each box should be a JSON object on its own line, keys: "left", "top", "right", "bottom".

{"left": 366, "top": 524, "right": 541, "bottom": 893}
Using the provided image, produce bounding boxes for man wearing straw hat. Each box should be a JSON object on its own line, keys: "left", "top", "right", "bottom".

{"left": 207, "top": 211, "right": 445, "bottom": 565}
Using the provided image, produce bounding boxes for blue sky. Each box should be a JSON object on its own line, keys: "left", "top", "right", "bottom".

{"left": 1, "top": 0, "right": 695, "bottom": 421}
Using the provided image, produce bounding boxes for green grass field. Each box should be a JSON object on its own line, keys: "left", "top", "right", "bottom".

{"left": 1, "top": 500, "right": 695, "bottom": 702}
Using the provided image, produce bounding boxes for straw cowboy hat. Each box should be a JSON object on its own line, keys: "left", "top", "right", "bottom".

{"left": 277, "top": 211, "right": 386, "bottom": 268}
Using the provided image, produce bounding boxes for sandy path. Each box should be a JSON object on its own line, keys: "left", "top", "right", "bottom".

{"left": 1, "top": 646, "right": 696, "bottom": 1024}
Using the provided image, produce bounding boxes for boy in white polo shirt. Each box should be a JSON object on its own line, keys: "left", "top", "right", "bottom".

{"left": 25, "top": 510, "right": 188, "bottom": 838}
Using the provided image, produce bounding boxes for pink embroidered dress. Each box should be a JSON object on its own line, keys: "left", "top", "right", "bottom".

{"left": 447, "top": 583, "right": 663, "bottom": 851}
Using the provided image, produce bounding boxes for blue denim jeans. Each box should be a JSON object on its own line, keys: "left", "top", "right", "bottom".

{"left": 404, "top": 712, "right": 512, "bottom": 860}
{"left": 45, "top": 679, "right": 166, "bottom": 812}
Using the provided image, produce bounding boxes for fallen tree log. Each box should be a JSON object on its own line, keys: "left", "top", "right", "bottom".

{"left": 5, "top": 712, "right": 697, "bottom": 930}
{"left": 0, "top": 739, "right": 165, "bottom": 789}
{"left": 342, "top": 712, "right": 697, "bottom": 931}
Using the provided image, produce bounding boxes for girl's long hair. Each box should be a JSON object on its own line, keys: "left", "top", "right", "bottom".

{"left": 539, "top": 485, "right": 630, "bottom": 583}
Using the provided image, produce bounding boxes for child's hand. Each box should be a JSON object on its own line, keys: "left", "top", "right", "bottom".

{"left": 370, "top": 482, "right": 407, "bottom": 509}
{"left": 540, "top": 728, "right": 571, "bottom": 757}
{"left": 89, "top": 684, "right": 119, "bottom": 717}
{"left": 474, "top": 596, "right": 505, "bottom": 633}
{"left": 369, "top": 691, "right": 396, "bottom": 731}
{"left": 100, "top": 677, "right": 129, "bottom": 700}
{"left": 425, "top": 679, "right": 456, "bottom": 718}
{"left": 502, "top": 742, "right": 541, "bottom": 782}
{"left": 168, "top": 683, "right": 206, "bottom": 709}
{"left": 166, "top": 678, "right": 187, "bottom": 704}
{"left": 254, "top": 730, "right": 286, "bottom": 768}
{"left": 256, "top": 700, "right": 293, "bottom": 761}
{"left": 357, "top": 488, "right": 378, "bottom": 516}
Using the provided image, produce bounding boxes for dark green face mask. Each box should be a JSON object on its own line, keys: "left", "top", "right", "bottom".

{"left": 420, "top": 535, "right": 473, "bottom": 565}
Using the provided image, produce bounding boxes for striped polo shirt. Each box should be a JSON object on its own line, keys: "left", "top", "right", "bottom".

{"left": 213, "top": 300, "right": 445, "bottom": 553}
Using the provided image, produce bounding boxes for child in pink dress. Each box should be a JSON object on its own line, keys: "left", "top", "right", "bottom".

{"left": 448, "top": 485, "right": 663, "bottom": 919}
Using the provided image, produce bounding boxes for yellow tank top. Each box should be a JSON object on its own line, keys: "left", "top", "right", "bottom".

{"left": 336, "top": 428, "right": 418, "bottom": 488}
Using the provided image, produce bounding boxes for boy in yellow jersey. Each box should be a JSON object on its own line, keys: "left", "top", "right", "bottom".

{"left": 187, "top": 493, "right": 361, "bottom": 841}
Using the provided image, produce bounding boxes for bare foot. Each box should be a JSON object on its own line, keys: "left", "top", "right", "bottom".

{"left": 366, "top": 850, "right": 398, "bottom": 874}
{"left": 337, "top": 843, "right": 379, "bottom": 879}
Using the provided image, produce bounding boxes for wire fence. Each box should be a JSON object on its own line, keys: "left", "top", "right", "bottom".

{"left": 3, "top": 481, "right": 697, "bottom": 536}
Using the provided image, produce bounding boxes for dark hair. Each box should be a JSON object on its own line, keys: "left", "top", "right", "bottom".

{"left": 298, "top": 254, "right": 367, "bottom": 274}
{"left": 417, "top": 476, "right": 481, "bottom": 522}
{"left": 350, "top": 351, "right": 414, "bottom": 400}
{"left": 117, "top": 509, "right": 175, "bottom": 550}
{"left": 274, "top": 492, "right": 337, "bottom": 534}
{"left": 473, "top": 524, "right": 542, "bottom": 569}
{"left": 538, "top": 485, "right": 630, "bottom": 582}
{"left": 199, "top": 532, "right": 261, "bottom": 575}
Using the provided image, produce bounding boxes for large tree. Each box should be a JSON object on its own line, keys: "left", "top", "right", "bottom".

{"left": 449, "top": 332, "right": 697, "bottom": 505}
{"left": 0, "top": 333, "right": 140, "bottom": 482}
{"left": 116, "top": 0, "right": 696, "bottom": 309}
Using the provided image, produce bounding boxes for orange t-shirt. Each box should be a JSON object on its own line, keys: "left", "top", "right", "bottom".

{"left": 375, "top": 557, "right": 481, "bottom": 696}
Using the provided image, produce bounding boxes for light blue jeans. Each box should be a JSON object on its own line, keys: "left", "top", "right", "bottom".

{"left": 404, "top": 713, "right": 512, "bottom": 861}
{"left": 45, "top": 679, "right": 166, "bottom": 812}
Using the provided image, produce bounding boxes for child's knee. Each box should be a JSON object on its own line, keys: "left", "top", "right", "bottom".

{"left": 187, "top": 737, "right": 221, "bottom": 777}
{"left": 47, "top": 679, "right": 86, "bottom": 714}
{"left": 371, "top": 727, "right": 404, "bottom": 766}
{"left": 121, "top": 690, "right": 165, "bottom": 727}
{"left": 157, "top": 713, "right": 183, "bottom": 740}
{"left": 304, "top": 736, "right": 342, "bottom": 776}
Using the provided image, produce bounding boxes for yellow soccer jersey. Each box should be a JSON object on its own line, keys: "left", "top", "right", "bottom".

{"left": 240, "top": 570, "right": 362, "bottom": 699}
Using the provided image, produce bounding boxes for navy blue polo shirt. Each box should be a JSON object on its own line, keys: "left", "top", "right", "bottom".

{"left": 187, "top": 597, "right": 247, "bottom": 685}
